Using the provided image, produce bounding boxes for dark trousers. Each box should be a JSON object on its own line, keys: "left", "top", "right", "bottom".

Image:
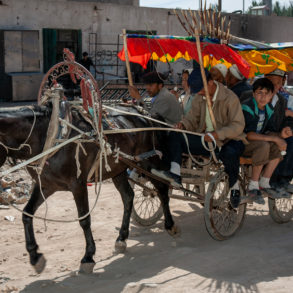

{"left": 168, "top": 132, "right": 244, "bottom": 188}
{"left": 271, "top": 136, "right": 293, "bottom": 185}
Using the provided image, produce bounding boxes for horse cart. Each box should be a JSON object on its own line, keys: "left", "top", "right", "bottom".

{"left": 117, "top": 28, "right": 293, "bottom": 240}
{"left": 130, "top": 154, "right": 293, "bottom": 241}
{"left": 37, "top": 49, "right": 293, "bottom": 242}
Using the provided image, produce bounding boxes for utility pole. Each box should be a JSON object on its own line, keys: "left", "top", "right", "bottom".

{"left": 218, "top": 0, "right": 222, "bottom": 11}
{"left": 243, "top": 0, "right": 245, "bottom": 13}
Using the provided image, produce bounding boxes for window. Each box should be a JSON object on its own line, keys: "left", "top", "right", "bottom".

{"left": 4, "top": 30, "right": 40, "bottom": 73}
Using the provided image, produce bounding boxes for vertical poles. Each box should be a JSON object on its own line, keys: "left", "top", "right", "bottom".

{"left": 218, "top": 0, "right": 222, "bottom": 12}
{"left": 122, "top": 29, "right": 133, "bottom": 86}
{"left": 175, "top": 9, "right": 217, "bottom": 129}
{"left": 193, "top": 31, "right": 217, "bottom": 130}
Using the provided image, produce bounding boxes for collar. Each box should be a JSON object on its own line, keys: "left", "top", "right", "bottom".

{"left": 271, "top": 94, "right": 279, "bottom": 107}
{"left": 231, "top": 79, "right": 245, "bottom": 89}
{"left": 203, "top": 81, "right": 219, "bottom": 102}
{"left": 252, "top": 98, "right": 274, "bottom": 119}
{"left": 151, "top": 95, "right": 158, "bottom": 104}
{"left": 151, "top": 88, "right": 163, "bottom": 104}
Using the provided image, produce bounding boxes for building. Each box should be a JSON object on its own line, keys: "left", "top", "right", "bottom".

{"left": 250, "top": 0, "right": 272, "bottom": 16}
{"left": 0, "top": 0, "right": 292, "bottom": 102}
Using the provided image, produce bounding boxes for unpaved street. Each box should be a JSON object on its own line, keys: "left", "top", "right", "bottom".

{"left": 1, "top": 182, "right": 293, "bottom": 293}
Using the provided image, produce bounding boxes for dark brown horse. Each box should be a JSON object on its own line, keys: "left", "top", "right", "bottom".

{"left": 0, "top": 104, "right": 178, "bottom": 274}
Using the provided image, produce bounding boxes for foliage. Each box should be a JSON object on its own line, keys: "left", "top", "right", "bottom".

{"left": 247, "top": 0, "right": 293, "bottom": 16}
{"left": 273, "top": 1, "right": 293, "bottom": 16}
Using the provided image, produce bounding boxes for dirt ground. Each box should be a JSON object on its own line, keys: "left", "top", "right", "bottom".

{"left": 1, "top": 180, "right": 293, "bottom": 293}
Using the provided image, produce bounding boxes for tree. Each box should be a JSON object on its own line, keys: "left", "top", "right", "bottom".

{"left": 273, "top": 1, "right": 293, "bottom": 17}
{"left": 273, "top": 1, "right": 282, "bottom": 15}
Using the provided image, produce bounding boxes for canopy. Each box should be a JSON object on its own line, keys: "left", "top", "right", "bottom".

{"left": 231, "top": 43, "right": 293, "bottom": 77}
{"left": 118, "top": 35, "right": 293, "bottom": 78}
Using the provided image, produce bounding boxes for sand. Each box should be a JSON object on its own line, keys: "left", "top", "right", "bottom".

{"left": 1, "top": 181, "right": 293, "bottom": 293}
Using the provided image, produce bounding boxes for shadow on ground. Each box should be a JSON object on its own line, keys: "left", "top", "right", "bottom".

{"left": 20, "top": 203, "right": 293, "bottom": 293}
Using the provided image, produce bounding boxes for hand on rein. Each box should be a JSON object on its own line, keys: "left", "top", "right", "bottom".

{"left": 204, "top": 132, "right": 218, "bottom": 142}
{"left": 174, "top": 122, "right": 185, "bottom": 130}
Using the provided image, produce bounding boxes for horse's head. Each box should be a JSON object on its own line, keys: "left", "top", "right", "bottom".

{"left": 0, "top": 111, "right": 16, "bottom": 168}
{"left": 0, "top": 144, "right": 7, "bottom": 168}
{"left": 0, "top": 106, "right": 51, "bottom": 166}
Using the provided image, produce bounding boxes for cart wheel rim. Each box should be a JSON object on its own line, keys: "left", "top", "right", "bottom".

{"left": 204, "top": 171, "right": 246, "bottom": 240}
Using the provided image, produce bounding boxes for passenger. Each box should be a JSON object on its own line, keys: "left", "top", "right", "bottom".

{"left": 210, "top": 64, "right": 228, "bottom": 84}
{"left": 179, "top": 69, "right": 194, "bottom": 116}
{"left": 226, "top": 64, "right": 252, "bottom": 102}
{"left": 151, "top": 67, "right": 246, "bottom": 209}
{"left": 128, "top": 71, "right": 182, "bottom": 125}
{"left": 265, "top": 69, "right": 293, "bottom": 130}
{"left": 265, "top": 69, "right": 293, "bottom": 193}
{"left": 241, "top": 78, "right": 291, "bottom": 202}
{"left": 79, "top": 52, "right": 94, "bottom": 71}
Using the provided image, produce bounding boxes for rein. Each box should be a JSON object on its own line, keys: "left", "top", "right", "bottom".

{"left": 0, "top": 101, "right": 218, "bottom": 224}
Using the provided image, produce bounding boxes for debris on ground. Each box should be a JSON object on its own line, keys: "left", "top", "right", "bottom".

{"left": 0, "top": 162, "right": 33, "bottom": 206}
{"left": 4, "top": 215, "right": 15, "bottom": 222}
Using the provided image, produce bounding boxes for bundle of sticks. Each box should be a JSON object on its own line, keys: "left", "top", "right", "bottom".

{"left": 174, "top": 0, "right": 231, "bottom": 43}
{"left": 174, "top": 0, "right": 270, "bottom": 48}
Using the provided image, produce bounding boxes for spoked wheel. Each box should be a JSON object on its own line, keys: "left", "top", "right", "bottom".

{"left": 268, "top": 196, "right": 293, "bottom": 223}
{"left": 131, "top": 177, "right": 163, "bottom": 226}
{"left": 204, "top": 170, "right": 246, "bottom": 240}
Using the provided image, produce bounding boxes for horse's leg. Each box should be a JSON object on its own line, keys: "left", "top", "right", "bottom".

{"left": 112, "top": 170, "right": 134, "bottom": 253}
{"left": 71, "top": 182, "right": 96, "bottom": 274}
{"left": 22, "top": 184, "right": 49, "bottom": 274}
{"left": 153, "top": 181, "right": 180, "bottom": 237}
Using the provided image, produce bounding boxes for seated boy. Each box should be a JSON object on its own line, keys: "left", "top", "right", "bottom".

{"left": 241, "top": 78, "right": 291, "bottom": 202}
{"left": 265, "top": 70, "right": 293, "bottom": 193}
{"left": 152, "top": 68, "right": 246, "bottom": 209}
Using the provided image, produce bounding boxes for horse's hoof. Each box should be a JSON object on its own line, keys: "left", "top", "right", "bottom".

{"left": 115, "top": 240, "right": 127, "bottom": 253}
{"left": 167, "top": 225, "right": 181, "bottom": 238}
{"left": 79, "top": 262, "right": 95, "bottom": 274}
{"left": 33, "top": 254, "right": 46, "bottom": 274}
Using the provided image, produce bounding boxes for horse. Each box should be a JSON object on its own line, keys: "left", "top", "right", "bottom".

{"left": 0, "top": 104, "right": 179, "bottom": 274}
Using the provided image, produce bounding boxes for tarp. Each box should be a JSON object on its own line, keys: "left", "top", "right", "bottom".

{"left": 118, "top": 35, "right": 250, "bottom": 78}
{"left": 118, "top": 34, "right": 293, "bottom": 78}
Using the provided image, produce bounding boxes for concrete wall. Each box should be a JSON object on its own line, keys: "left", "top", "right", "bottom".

{"left": 0, "top": 0, "right": 189, "bottom": 79}
{"left": 0, "top": 0, "right": 292, "bottom": 84}
{"left": 228, "top": 13, "right": 293, "bottom": 43}
{"left": 68, "top": 0, "right": 138, "bottom": 5}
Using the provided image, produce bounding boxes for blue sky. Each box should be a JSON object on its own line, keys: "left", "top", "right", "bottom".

{"left": 139, "top": 0, "right": 292, "bottom": 13}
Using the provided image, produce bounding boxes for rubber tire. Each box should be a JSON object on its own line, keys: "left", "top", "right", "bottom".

{"left": 131, "top": 181, "right": 163, "bottom": 226}
{"left": 268, "top": 197, "right": 293, "bottom": 224}
{"left": 204, "top": 170, "right": 246, "bottom": 241}
{"left": 131, "top": 203, "right": 163, "bottom": 226}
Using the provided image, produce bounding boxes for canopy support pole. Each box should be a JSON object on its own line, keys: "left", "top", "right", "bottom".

{"left": 122, "top": 29, "right": 133, "bottom": 87}
{"left": 194, "top": 31, "right": 217, "bottom": 130}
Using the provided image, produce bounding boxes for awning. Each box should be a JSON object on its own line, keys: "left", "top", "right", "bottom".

{"left": 118, "top": 35, "right": 293, "bottom": 78}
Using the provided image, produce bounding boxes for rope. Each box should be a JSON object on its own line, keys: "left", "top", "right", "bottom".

{"left": 75, "top": 142, "right": 87, "bottom": 178}
{"left": 103, "top": 105, "right": 219, "bottom": 164}
{"left": 0, "top": 101, "right": 220, "bottom": 224}
{"left": 1, "top": 150, "right": 104, "bottom": 223}
{"left": 0, "top": 133, "right": 91, "bottom": 177}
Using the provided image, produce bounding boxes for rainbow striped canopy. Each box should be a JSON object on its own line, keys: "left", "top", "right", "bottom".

{"left": 118, "top": 35, "right": 293, "bottom": 78}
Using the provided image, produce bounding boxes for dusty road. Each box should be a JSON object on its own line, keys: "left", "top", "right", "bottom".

{"left": 1, "top": 181, "right": 293, "bottom": 293}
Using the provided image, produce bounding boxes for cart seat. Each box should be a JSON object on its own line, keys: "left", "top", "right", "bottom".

{"left": 240, "top": 157, "right": 252, "bottom": 165}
